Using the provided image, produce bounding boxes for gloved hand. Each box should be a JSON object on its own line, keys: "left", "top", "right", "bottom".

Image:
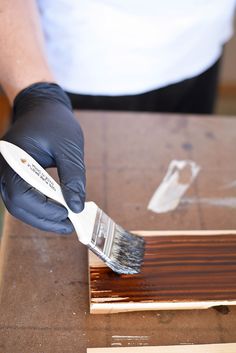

{"left": 0, "top": 82, "right": 86, "bottom": 234}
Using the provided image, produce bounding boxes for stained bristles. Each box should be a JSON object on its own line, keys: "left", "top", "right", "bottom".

{"left": 107, "top": 228, "right": 145, "bottom": 274}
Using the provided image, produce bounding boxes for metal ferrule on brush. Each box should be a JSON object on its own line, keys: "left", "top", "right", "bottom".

{"left": 89, "top": 208, "right": 116, "bottom": 261}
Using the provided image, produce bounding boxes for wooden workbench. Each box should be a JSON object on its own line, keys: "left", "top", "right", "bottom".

{"left": 1, "top": 111, "right": 236, "bottom": 352}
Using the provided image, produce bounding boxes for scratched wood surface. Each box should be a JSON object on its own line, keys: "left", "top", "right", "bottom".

{"left": 89, "top": 231, "right": 236, "bottom": 314}
{"left": 87, "top": 343, "right": 236, "bottom": 353}
{"left": 1, "top": 112, "right": 236, "bottom": 352}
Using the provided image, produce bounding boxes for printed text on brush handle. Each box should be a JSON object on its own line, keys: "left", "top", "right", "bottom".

{"left": 18, "top": 155, "right": 66, "bottom": 205}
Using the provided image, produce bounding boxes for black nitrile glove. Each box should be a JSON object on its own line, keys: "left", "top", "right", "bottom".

{"left": 0, "top": 82, "right": 86, "bottom": 234}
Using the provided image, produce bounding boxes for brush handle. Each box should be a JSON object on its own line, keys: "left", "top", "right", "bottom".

{"left": 0, "top": 140, "right": 96, "bottom": 244}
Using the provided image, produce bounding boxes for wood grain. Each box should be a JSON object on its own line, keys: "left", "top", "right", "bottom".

{"left": 87, "top": 343, "right": 236, "bottom": 353}
{"left": 89, "top": 231, "right": 236, "bottom": 313}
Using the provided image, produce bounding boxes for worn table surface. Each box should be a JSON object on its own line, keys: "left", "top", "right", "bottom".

{"left": 1, "top": 111, "right": 236, "bottom": 352}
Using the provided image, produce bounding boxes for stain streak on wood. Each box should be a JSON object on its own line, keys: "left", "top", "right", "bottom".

{"left": 90, "top": 234, "right": 236, "bottom": 303}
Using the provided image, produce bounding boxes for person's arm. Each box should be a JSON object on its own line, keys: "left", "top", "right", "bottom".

{"left": 0, "top": 0, "right": 86, "bottom": 234}
{"left": 0, "top": 0, "right": 55, "bottom": 103}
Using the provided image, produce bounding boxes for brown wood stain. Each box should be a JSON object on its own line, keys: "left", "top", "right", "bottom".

{"left": 90, "top": 235, "right": 236, "bottom": 303}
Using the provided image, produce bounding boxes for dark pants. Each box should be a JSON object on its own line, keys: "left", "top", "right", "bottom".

{"left": 67, "top": 59, "right": 221, "bottom": 114}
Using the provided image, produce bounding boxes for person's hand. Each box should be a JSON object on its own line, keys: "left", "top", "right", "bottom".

{"left": 0, "top": 82, "right": 86, "bottom": 234}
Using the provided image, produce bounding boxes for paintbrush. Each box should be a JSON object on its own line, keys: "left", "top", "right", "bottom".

{"left": 0, "top": 140, "right": 145, "bottom": 274}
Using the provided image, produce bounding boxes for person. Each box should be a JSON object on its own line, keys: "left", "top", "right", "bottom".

{"left": 0, "top": 0, "right": 235, "bottom": 233}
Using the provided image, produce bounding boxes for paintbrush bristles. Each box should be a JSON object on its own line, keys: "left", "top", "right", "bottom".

{"left": 106, "top": 228, "right": 145, "bottom": 274}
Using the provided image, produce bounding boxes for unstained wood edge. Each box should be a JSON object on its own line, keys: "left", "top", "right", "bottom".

{"left": 88, "top": 230, "right": 236, "bottom": 314}
{"left": 90, "top": 300, "right": 236, "bottom": 314}
{"left": 87, "top": 342, "right": 236, "bottom": 352}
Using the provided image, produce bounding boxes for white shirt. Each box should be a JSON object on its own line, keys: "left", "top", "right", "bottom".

{"left": 37, "top": 0, "right": 236, "bottom": 96}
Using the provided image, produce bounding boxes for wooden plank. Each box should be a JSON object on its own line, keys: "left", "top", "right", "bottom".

{"left": 89, "top": 231, "right": 236, "bottom": 314}
{"left": 87, "top": 343, "right": 236, "bottom": 353}
{"left": 0, "top": 93, "right": 11, "bottom": 136}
